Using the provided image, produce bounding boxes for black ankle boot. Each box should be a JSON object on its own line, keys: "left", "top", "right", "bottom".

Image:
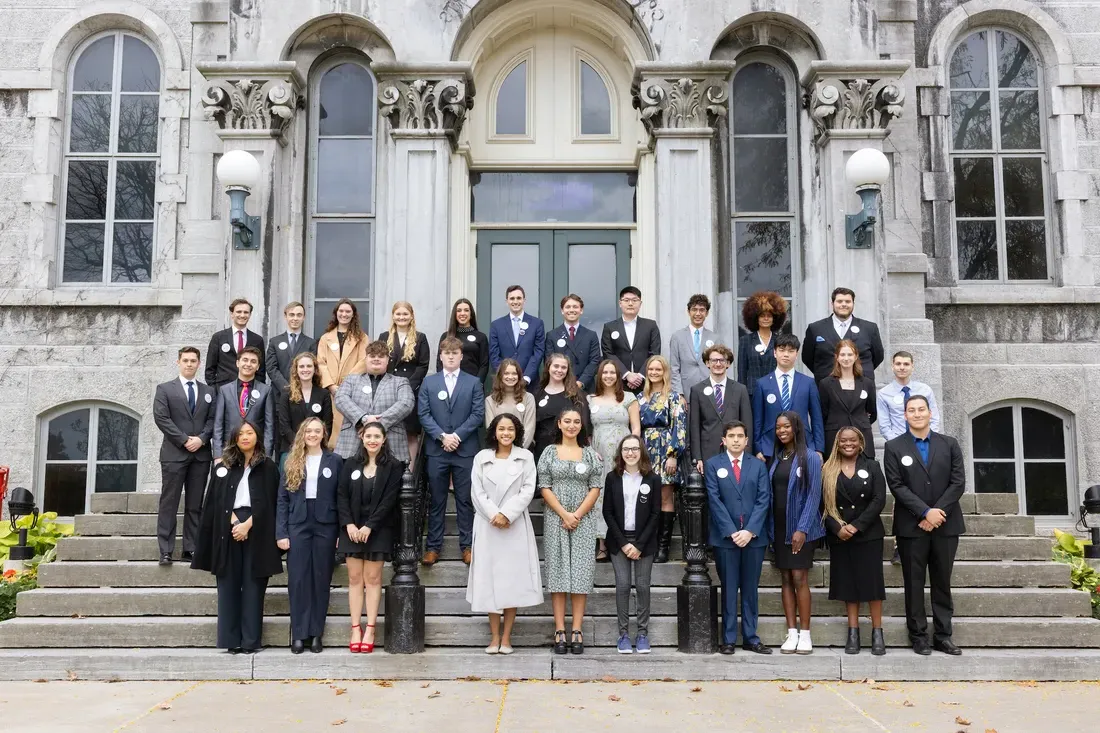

{"left": 844, "top": 627, "right": 860, "bottom": 654}
{"left": 655, "top": 511, "right": 676, "bottom": 563}
{"left": 871, "top": 627, "right": 886, "bottom": 656}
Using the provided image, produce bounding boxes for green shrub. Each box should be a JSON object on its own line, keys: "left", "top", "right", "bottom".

{"left": 1052, "top": 529, "right": 1100, "bottom": 620}
{"left": 0, "top": 512, "right": 74, "bottom": 562}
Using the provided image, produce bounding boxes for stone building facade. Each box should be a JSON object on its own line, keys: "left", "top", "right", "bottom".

{"left": 0, "top": 0, "right": 1096, "bottom": 521}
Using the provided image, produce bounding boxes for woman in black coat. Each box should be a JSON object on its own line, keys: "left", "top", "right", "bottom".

{"left": 737, "top": 291, "right": 787, "bottom": 399}
{"left": 277, "top": 352, "right": 333, "bottom": 462}
{"left": 822, "top": 426, "right": 887, "bottom": 656}
{"left": 380, "top": 300, "right": 431, "bottom": 459}
{"left": 818, "top": 340, "right": 877, "bottom": 459}
{"left": 337, "top": 420, "right": 403, "bottom": 653}
{"left": 192, "top": 420, "right": 282, "bottom": 654}
{"left": 438, "top": 298, "right": 489, "bottom": 383}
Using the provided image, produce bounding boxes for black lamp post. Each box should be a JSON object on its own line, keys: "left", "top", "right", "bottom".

{"left": 7, "top": 487, "right": 38, "bottom": 562}
{"left": 1077, "top": 485, "right": 1100, "bottom": 560}
{"left": 384, "top": 468, "right": 425, "bottom": 653}
{"left": 676, "top": 470, "right": 718, "bottom": 653}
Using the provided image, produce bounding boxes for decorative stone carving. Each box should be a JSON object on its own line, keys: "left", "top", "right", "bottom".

{"left": 631, "top": 62, "right": 735, "bottom": 135}
{"left": 196, "top": 62, "right": 305, "bottom": 137}
{"left": 372, "top": 62, "right": 475, "bottom": 141}
{"left": 802, "top": 61, "right": 911, "bottom": 146}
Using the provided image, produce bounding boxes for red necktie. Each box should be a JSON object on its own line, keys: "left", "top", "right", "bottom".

{"left": 568, "top": 325, "right": 575, "bottom": 341}
{"left": 236, "top": 330, "right": 244, "bottom": 353}
{"left": 239, "top": 382, "right": 250, "bottom": 417}
{"left": 732, "top": 457, "right": 741, "bottom": 482}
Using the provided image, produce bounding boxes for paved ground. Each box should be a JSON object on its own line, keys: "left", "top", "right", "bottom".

{"left": 0, "top": 679, "right": 1095, "bottom": 732}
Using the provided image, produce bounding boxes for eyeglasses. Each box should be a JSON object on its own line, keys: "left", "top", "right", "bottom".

{"left": 707, "top": 358, "right": 728, "bottom": 365}
{"left": 620, "top": 297, "right": 641, "bottom": 304}
{"left": 621, "top": 446, "right": 642, "bottom": 453}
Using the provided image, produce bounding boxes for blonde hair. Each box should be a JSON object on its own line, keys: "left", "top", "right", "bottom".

{"left": 386, "top": 301, "right": 419, "bottom": 363}
{"left": 288, "top": 352, "right": 319, "bottom": 403}
{"left": 821, "top": 427, "right": 866, "bottom": 526}
{"left": 642, "top": 355, "right": 673, "bottom": 404}
{"left": 283, "top": 417, "right": 327, "bottom": 491}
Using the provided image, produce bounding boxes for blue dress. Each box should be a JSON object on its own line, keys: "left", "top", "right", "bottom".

{"left": 638, "top": 390, "right": 687, "bottom": 485}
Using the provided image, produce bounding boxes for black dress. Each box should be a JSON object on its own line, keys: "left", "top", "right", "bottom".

{"left": 825, "top": 461, "right": 887, "bottom": 603}
{"left": 771, "top": 453, "right": 815, "bottom": 570}
{"left": 532, "top": 389, "right": 590, "bottom": 462}
{"left": 336, "top": 460, "right": 403, "bottom": 561}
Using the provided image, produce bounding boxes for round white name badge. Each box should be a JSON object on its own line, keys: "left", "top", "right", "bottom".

{"left": 755, "top": 344, "right": 765, "bottom": 353}
{"left": 575, "top": 463, "right": 587, "bottom": 474}
{"left": 278, "top": 342, "right": 287, "bottom": 350}
{"left": 204, "top": 394, "right": 212, "bottom": 404}
{"left": 767, "top": 393, "right": 777, "bottom": 404}
{"left": 901, "top": 455, "right": 914, "bottom": 467}
{"left": 351, "top": 470, "right": 362, "bottom": 480}
{"left": 557, "top": 339, "right": 567, "bottom": 348}
{"left": 437, "top": 390, "right": 449, "bottom": 400}
{"left": 705, "top": 339, "right": 714, "bottom": 348}
{"left": 216, "top": 466, "right": 228, "bottom": 478}
{"left": 611, "top": 331, "right": 620, "bottom": 339}
{"left": 329, "top": 343, "right": 339, "bottom": 351}
{"left": 539, "top": 397, "right": 549, "bottom": 407}
{"left": 520, "top": 322, "right": 528, "bottom": 330}
{"left": 362, "top": 384, "right": 372, "bottom": 394}
{"left": 467, "top": 334, "right": 477, "bottom": 342}
{"left": 860, "top": 390, "right": 868, "bottom": 399}
{"left": 640, "top": 485, "right": 651, "bottom": 495}
{"left": 716, "top": 468, "right": 729, "bottom": 479}
{"left": 311, "top": 403, "right": 322, "bottom": 413}
{"left": 253, "top": 389, "right": 262, "bottom": 398}
{"left": 857, "top": 469, "right": 869, "bottom": 479}
{"left": 851, "top": 326, "right": 861, "bottom": 334}
{"left": 516, "top": 403, "right": 526, "bottom": 412}
{"left": 221, "top": 343, "right": 231, "bottom": 353}
{"left": 322, "top": 467, "right": 332, "bottom": 479}
{"left": 894, "top": 394, "right": 904, "bottom": 405}
{"left": 703, "top": 386, "right": 713, "bottom": 396}
{"left": 796, "top": 466, "right": 802, "bottom": 478}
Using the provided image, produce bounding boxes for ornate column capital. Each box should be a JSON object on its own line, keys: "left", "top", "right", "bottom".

{"left": 801, "top": 60, "right": 911, "bottom": 146}
{"left": 371, "top": 62, "right": 475, "bottom": 143}
{"left": 197, "top": 62, "right": 305, "bottom": 140}
{"left": 631, "top": 62, "right": 735, "bottom": 136}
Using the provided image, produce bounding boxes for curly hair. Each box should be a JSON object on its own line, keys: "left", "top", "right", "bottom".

{"left": 742, "top": 291, "right": 788, "bottom": 333}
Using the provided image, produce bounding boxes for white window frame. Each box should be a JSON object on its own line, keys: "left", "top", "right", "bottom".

{"left": 490, "top": 50, "right": 533, "bottom": 142}
{"left": 59, "top": 30, "right": 161, "bottom": 286}
{"left": 574, "top": 49, "right": 616, "bottom": 141}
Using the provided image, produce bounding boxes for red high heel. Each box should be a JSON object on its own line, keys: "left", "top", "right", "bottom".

{"left": 349, "top": 624, "right": 362, "bottom": 653}
{"left": 362, "top": 623, "right": 376, "bottom": 653}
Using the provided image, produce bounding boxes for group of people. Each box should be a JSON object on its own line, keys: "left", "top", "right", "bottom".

{"left": 152, "top": 284, "right": 963, "bottom": 658}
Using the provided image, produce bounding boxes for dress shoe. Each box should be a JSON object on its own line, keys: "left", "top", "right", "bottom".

{"left": 159, "top": 554, "right": 173, "bottom": 566}
{"left": 243, "top": 646, "right": 264, "bottom": 655}
{"left": 421, "top": 550, "right": 440, "bottom": 566}
{"left": 181, "top": 551, "right": 194, "bottom": 562}
{"left": 227, "top": 647, "right": 243, "bottom": 655}
{"left": 933, "top": 639, "right": 962, "bottom": 656}
{"left": 742, "top": 640, "right": 772, "bottom": 655}
{"left": 912, "top": 638, "right": 932, "bottom": 656}
{"left": 310, "top": 636, "right": 324, "bottom": 654}
{"left": 844, "top": 627, "right": 861, "bottom": 655}
{"left": 291, "top": 639, "right": 305, "bottom": 655}
{"left": 462, "top": 548, "right": 472, "bottom": 565}
{"left": 871, "top": 628, "right": 886, "bottom": 656}
{"left": 718, "top": 644, "right": 736, "bottom": 655}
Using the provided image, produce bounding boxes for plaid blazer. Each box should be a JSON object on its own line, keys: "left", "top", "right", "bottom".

{"left": 333, "top": 373, "right": 414, "bottom": 461}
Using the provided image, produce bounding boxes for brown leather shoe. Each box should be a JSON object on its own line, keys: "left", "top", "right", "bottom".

{"left": 421, "top": 550, "right": 440, "bottom": 566}
{"left": 462, "top": 548, "right": 472, "bottom": 565}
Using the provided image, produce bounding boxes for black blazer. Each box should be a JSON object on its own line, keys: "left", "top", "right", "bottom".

{"left": 381, "top": 331, "right": 430, "bottom": 391}
{"left": 600, "top": 317, "right": 661, "bottom": 386}
{"left": 883, "top": 432, "right": 966, "bottom": 538}
{"left": 688, "top": 378, "right": 753, "bottom": 462}
{"left": 336, "top": 457, "right": 404, "bottom": 553}
{"left": 277, "top": 387, "right": 334, "bottom": 450}
{"left": 544, "top": 323, "right": 602, "bottom": 392}
{"left": 818, "top": 375, "right": 877, "bottom": 457}
{"left": 438, "top": 330, "right": 490, "bottom": 383}
{"left": 266, "top": 331, "right": 317, "bottom": 395}
{"left": 602, "top": 471, "right": 662, "bottom": 557}
{"left": 802, "top": 316, "right": 884, "bottom": 383}
{"left": 206, "top": 328, "right": 267, "bottom": 388}
{"left": 276, "top": 451, "right": 343, "bottom": 539}
{"left": 824, "top": 456, "right": 886, "bottom": 544}
{"left": 153, "top": 378, "right": 216, "bottom": 463}
{"left": 192, "top": 458, "right": 283, "bottom": 578}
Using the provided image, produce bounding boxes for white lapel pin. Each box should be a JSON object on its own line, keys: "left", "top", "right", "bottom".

{"left": 351, "top": 470, "right": 362, "bottom": 480}
{"left": 322, "top": 467, "right": 332, "bottom": 479}
{"left": 901, "top": 455, "right": 914, "bottom": 467}
{"left": 716, "top": 468, "right": 729, "bottom": 479}
{"left": 221, "top": 343, "right": 231, "bottom": 353}
{"left": 278, "top": 342, "right": 287, "bottom": 350}
{"left": 216, "top": 466, "right": 228, "bottom": 478}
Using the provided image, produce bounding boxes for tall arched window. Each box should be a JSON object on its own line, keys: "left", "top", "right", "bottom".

{"left": 950, "top": 29, "right": 1050, "bottom": 282}
{"left": 495, "top": 58, "right": 528, "bottom": 136}
{"left": 61, "top": 32, "right": 160, "bottom": 284}
{"left": 307, "top": 57, "right": 376, "bottom": 335}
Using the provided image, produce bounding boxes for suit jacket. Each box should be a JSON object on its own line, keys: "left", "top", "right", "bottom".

{"left": 276, "top": 387, "right": 333, "bottom": 450}
{"left": 602, "top": 471, "right": 662, "bottom": 557}
{"left": 315, "top": 329, "right": 368, "bottom": 389}
{"left": 737, "top": 330, "right": 777, "bottom": 398}
{"left": 489, "top": 314, "right": 546, "bottom": 384}
{"left": 883, "top": 431, "right": 967, "bottom": 538}
{"left": 688, "top": 378, "right": 753, "bottom": 462}
{"left": 437, "top": 329, "right": 490, "bottom": 383}
{"left": 802, "top": 316, "right": 885, "bottom": 383}
{"left": 191, "top": 458, "right": 283, "bottom": 578}
{"left": 544, "top": 323, "right": 602, "bottom": 392}
{"left": 275, "top": 450, "right": 343, "bottom": 539}
{"left": 381, "top": 331, "right": 430, "bottom": 391}
{"left": 213, "top": 379, "right": 276, "bottom": 457}
{"left": 601, "top": 317, "right": 662, "bottom": 387}
{"left": 752, "top": 371, "right": 824, "bottom": 456}
{"left": 336, "top": 457, "right": 403, "bottom": 553}
{"left": 819, "top": 375, "right": 878, "bottom": 457}
{"left": 669, "top": 326, "right": 717, "bottom": 395}
{"left": 768, "top": 452, "right": 826, "bottom": 544}
{"left": 823, "top": 456, "right": 887, "bottom": 544}
{"left": 266, "top": 331, "right": 317, "bottom": 395}
{"left": 205, "top": 328, "right": 266, "bottom": 388}
{"left": 333, "top": 373, "right": 415, "bottom": 461}
{"left": 418, "top": 370, "right": 485, "bottom": 458}
{"left": 153, "top": 378, "right": 216, "bottom": 463}
{"left": 705, "top": 452, "right": 770, "bottom": 548}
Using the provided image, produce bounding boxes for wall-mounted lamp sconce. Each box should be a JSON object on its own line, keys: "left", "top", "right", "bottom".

{"left": 844, "top": 148, "right": 891, "bottom": 250}
{"left": 216, "top": 150, "right": 262, "bottom": 251}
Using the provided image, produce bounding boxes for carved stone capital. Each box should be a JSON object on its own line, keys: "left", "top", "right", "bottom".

{"left": 802, "top": 61, "right": 911, "bottom": 146}
{"left": 631, "top": 62, "right": 735, "bottom": 135}
{"left": 197, "top": 62, "right": 305, "bottom": 138}
{"left": 372, "top": 62, "right": 475, "bottom": 142}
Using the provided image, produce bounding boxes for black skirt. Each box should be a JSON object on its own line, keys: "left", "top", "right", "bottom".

{"left": 828, "top": 537, "right": 886, "bottom": 602}
{"left": 772, "top": 506, "right": 816, "bottom": 570}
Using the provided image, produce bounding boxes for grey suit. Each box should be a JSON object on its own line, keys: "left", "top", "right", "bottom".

{"left": 688, "top": 377, "right": 753, "bottom": 464}
{"left": 669, "top": 325, "right": 718, "bottom": 396}
{"left": 333, "top": 372, "right": 415, "bottom": 461}
{"left": 213, "top": 379, "right": 276, "bottom": 457}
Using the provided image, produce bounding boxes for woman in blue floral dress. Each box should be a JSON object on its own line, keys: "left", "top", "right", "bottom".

{"left": 638, "top": 355, "right": 686, "bottom": 563}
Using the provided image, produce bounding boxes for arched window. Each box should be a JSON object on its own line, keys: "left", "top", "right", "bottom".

{"left": 950, "top": 29, "right": 1050, "bottom": 282}
{"left": 971, "top": 403, "right": 1072, "bottom": 515}
{"left": 39, "top": 404, "right": 140, "bottom": 515}
{"left": 579, "top": 59, "right": 611, "bottom": 135}
{"left": 307, "top": 57, "right": 376, "bottom": 335}
{"left": 61, "top": 32, "right": 160, "bottom": 284}
{"left": 494, "top": 58, "right": 528, "bottom": 136}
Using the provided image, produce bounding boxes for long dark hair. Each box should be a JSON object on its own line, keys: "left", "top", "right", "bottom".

{"left": 551, "top": 407, "right": 590, "bottom": 447}
{"left": 221, "top": 420, "right": 267, "bottom": 468}
{"left": 325, "top": 298, "right": 366, "bottom": 344}
{"left": 355, "top": 420, "right": 396, "bottom": 466}
{"left": 486, "top": 413, "right": 525, "bottom": 451}
{"left": 775, "top": 410, "right": 810, "bottom": 493}
{"left": 490, "top": 358, "right": 527, "bottom": 404}
{"left": 613, "top": 434, "right": 652, "bottom": 476}
{"left": 446, "top": 298, "right": 479, "bottom": 336}
{"left": 538, "top": 352, "right": 582, "bottom": 401}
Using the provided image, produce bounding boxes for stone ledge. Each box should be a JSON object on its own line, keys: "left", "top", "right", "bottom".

{"left": 925, "top": 285, "right": 1100, "bottom": 305}
{"left": 0, "top": 288, "right": 185, "bottom": 307}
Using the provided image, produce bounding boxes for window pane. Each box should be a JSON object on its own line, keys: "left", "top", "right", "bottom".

{"left": 735, "top": 221, "right": 792, "bottom": 297}
{"left": 1022, "top": 408, "right": 1065, "bottom": 459}
{"left": 66, "top": 160, "right": 109, "bottom": 220}
{"left": 734, "top": 138, "right": 788, "bottom": 212}
{"left": 950, "top": 91, "right": 992, "bottom": 149}
{"left": 96, "top": 409, "right": 139, "bottom": 459}
{"left": 490, "top": 244, "right": 539, "bottom": 320}
{"left": 47, "top": 409, "right": 90, "bottom": 460}
{"left": 43, "top": 464, "right": 88, "bottom": 516}
{"left": 957, "top": 220, "right": 998, "bottom": 280}
{"left": 316, "top": 138, "right": 373, "bottom": 214}
{"left": 950, "top": 31, "right": 989, "bottom": 89}
{"left": 314, "top": 222, "right": 371, "bottom": 299}
{"left": 997, "top": 31, "right": 1038, "bottom": 88}
{"left": 972, "top": 407, "right": 1013, "bottom": 458}
{"left": 111, "top": 222, "right": 153, "bottom": 283}
{"left": 117, "top": 95, "right": 159, "bottom": 153}
{"left": 63, "top": 224, "right": 105, "bottom": 283}
{"left": 73, "top": 36, "right": 115, "bottom": 92}
{"left": 999, "top": 91, "right": 1040, "bottom": 149}
{"left": 115, "top": 160, "right": 156, "bottom": 220}
{"left": 1002, "top": 158, "right": 1044, "bottom": 216}
{"left": 318, "top": 63, "right": 374, "bottom": 136}
{"left": 568, "top": 244, "right": 616, "bottom": 329}
{"left": 495, "top": 61, "right": 526, "bottom": 135}
{"left": 471, "top": 171, "right": 635, "bottom": 223}
{"left": 1024, "top": 462, "right": 1068, "bottom": 515}
{"left": 974, "top": 462, "right": 1016, "bottom": 493}
{"left": 733, "top": 63, "right": 787, "bottom": 135}
{"left": 94, "top": 464, "right": 138, "bottom": 493}
{"left": 579, "top": 61, "right": 611, "bottom": 135}
{"left": 312, "top": 300, "right": 370, "bottom": 342}
{"left": 953, "top": 157, "right": 995, "bottom": 217}
{"left": 1006, "top": 221, "right": 1047, "bottom": 280}
{"left": 70, "top": 94, "right": 112, "bottom": 153}
{"left": 121, "top": 36, "right": 159, "bottom": 92}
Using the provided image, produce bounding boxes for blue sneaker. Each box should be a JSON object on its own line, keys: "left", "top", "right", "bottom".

{"left": 616, "top": 633, "right": 633, "bottom": 654}
{"left": 635, "top": 633, "right": 651, "bottom": 654}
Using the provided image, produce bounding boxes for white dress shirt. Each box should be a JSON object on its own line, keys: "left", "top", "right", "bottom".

{"left": 877, "top": 379, "right": 941, "bottom": 440}
{"left": 832, "top": 315, "right": 852, "bottom": 339}
{"left": 623, "top": 317, "right": 637, "bottom": 348}
{"left": 774, "top": 367, "right": 796, "bottom": 393}
{"left": 233, "top": 465, "right": 252, "bottom": 508}
{"left": 726, "top": 451, "right": 744, "bottom": 469}
{"left": 178, "top": 375, "right": 198, "bottom": 392}
{"left": 621, "top": 471, "right": 643, "bottom": 531}
{"left": 233, "top": 328, "right": 247, "bottom": 352}
{"left": 304, "top": 454, "right": 322, "bottom": 500}
{"left": 443, "top": 369, "right": 459, "bottom": 397}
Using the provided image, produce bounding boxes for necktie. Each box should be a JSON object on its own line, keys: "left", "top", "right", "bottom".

{"left": 236, "top": 330, "right": 244, "bottom": 354}
{"left": 569, "top": 325, "right": 575, "bottom": 341}
{"left": 714, "top": 383, "right": 724, "bottom": 413}
{"left": 289, "top": 333, "right": 297, "bottom": 351}
{"left": 446, "top": 372, "right": 456, "bottom": 397}
{"left": 239, "top": 382, "right": 250, "bottom": 417}
{"left": 781, "top": 374, "right": 791, "bottom": 411}
{"left": 512, "top": 317, "right": 521, "bottom": 345}
{"left": 693, "top": 329, "right": 701, "bottom": 356}
{"left": 732, "top": 457, "right": 741, "bottom": 482}
{"left": 902, "top": 385, "right": 911, "bottom": 406}
{"left": 186, "top": 381, "right": 196, "bottom": 415}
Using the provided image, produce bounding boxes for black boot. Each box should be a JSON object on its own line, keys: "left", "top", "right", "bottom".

{"left": 871, "top": 627, "right": 886, "bottom": 656}
{"left": 844, "top": 627, "right": 860, "bottom": 655}
{"left": 655, "top": 511, "right": 676, "bottom": 563}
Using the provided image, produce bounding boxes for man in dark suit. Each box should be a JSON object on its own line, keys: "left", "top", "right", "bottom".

{"left": 883, "top": 394, "right": 966, "bottom": 657}
{"left": 488, "top": 285, "right": 545, "bottom": 385}
{"left": 601, "top": 286, "right": 661, "bottom": 394}
{"left": 206, "top": 297, "right": 267, "bottom": 388}
{"left": 267, "top": 301, "right": 316, "bottom": 395}
{"left": 213, "top": 346, "right": 276, "bottom": 458}
{"left": 152, "top": 346, "right": 216, "bottom": 566}
{"left": 802, "top": 287, "right": 884, "bottom": 382}
{"left": 690, "top": 344, "right": 752, "bottom": 473}
{"left": 705, "top": 421, "right": 772, "bottom": 655}
{"left": 753, "top": 334, "right": 824, "bottom": 459}
{"left": 418, "top": 337, "right": 485, "bottom": 566}
{"left": 544, "top": 293, "right": 602, "bottom": 392}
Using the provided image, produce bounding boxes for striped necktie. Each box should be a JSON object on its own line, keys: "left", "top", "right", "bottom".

{"left": 780, "top": 374, "right": 791, "bottom": 411}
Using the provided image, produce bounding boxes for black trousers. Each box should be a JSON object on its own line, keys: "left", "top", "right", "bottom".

{"left": 216, "top": 508, "right": 269, "bottom": 651}
{"left": 158, "top": 459, "right": 210, "bottom": 556}
{"left": 287, "top": 499, "right": 337, "bottom": 640}
{"left": 896, "top": 533, "right": 959, "bottom": 644}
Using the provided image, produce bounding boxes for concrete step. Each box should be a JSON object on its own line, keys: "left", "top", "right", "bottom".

{"left": 18, "top": 585, "right": 1092, "bottom": 619}
{"left": 0, "top": 614, "right": 1095, "bottom": 649}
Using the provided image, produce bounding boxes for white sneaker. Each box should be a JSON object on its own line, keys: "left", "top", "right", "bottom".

{"left": 780, "top": 629, "right": 799, "bottom": 654}
{"left": 796, "top": 630, "right": 813, "bottom": 655}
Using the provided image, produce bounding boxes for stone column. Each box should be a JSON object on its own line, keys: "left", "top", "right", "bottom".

{"left": 372, "top": 62, "right": 474, "bottom": 345}
{"left": 632, "top": 62, "right": 734, "bottom": 351}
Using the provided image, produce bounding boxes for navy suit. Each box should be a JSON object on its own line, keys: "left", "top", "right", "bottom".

{"left": 276, "top": 451, "right": 343, "bottom": 641}
{"left": 705, "top": 452, "right": 770, "bottom": 646}
{"left": 488, "top": 313, "right": 546, "bottom": 385}
{"left": 544, "top": 322, "right": 602, "bottom": 392}
{"left": 418, "top": 370, "right": 485, "bottom": 551}
{"left": 752, "top": 371, "right": 824, "bottom": 457}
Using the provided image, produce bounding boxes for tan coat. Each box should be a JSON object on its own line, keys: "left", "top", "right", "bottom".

{"left": 484, "top": 393, "right": 537, "bottom": 450}
{"left": 316, "top": 329, "right": 368, "bottom": 450}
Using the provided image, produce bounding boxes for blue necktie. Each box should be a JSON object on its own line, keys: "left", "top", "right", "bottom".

{"left": 186, "top": 381, "right": 196, "bottom": 414}
{"left": 780, "top": 374, "right": 791, "bottom": 411}
{"left": 714, "top": 383, "right": 724, "bottom": 413}
{"left": 693, "top": 329, "right": 701, "bottom": 356}
{"left": 512, "top": 317, "right": 521, "bottom": 346}
{"left": 902, "top": 385, "right": 911, "bottom": 406}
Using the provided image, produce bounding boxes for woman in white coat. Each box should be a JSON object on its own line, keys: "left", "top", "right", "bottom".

{"left": 467, "top": 413, "right": 544, "bottom": 654}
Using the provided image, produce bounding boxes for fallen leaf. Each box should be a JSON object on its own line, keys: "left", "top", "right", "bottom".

{"left": 428, "top": 691, "right": 441, "bottom": 699}
{"left": 158, "top": 704, "right": 172, "bottom": 711}
{"left": 797, "top": 683, "right": 812, "bottom": 691}
{"left": 778, "top": 685, "right": 793, "bottom": 692}
{"left": 333, "top": 687, "right": 347, "bottom": 696}
{"left": 863, "top": 678, "right": 875, "bottom": 684}
{"left": 630, "top": 681, "right": 641, "bottom": 686}
{"left": 608, "top": 694, "right": 621, "bottom": 702}
{"left": 33, "top": 679, "right": 47, "bottom": 683}
{"left": 903, "top": 700, "right": 915, "bottom": 707}
{"left": 331, "top": 720, "right": 346, "bottom": 727}
{"left": 955, "top": 716, "right": 972, "bottom": 725}
{"left": 690, "top": 686, "right": 702, "bottom": 692}
{"left": 661, "top": 677, "right": 676, "bottom": 682}
{"left": 871, "top": 684, "right": 892, "bottom": 691}
{"left": 420, "top": 683, "right": 431, "bottom": 688}
{"left": 463, "top": 675, "right": 482, "bottom": 682}
{"left": 66, "top": 670, "right": 78, "bottom": 681}
{"left": 985, "top": 729, "right": 999, "bottom": 733}
{"left": 375, "top": 680, "right": 393, "bottom": 688}
{"left": 602, "top": 675, "right": 619, "bottom": 683}
{"left": 70, "top": 613, "right": 85, "bottom": 619}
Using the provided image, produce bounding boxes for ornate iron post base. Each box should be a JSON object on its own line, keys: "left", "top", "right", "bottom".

{"left": 677, "top": 470, "right": 718, "bottom": 653}
{"left": 384, "top": 469, "right": 425, "bottom": 653}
